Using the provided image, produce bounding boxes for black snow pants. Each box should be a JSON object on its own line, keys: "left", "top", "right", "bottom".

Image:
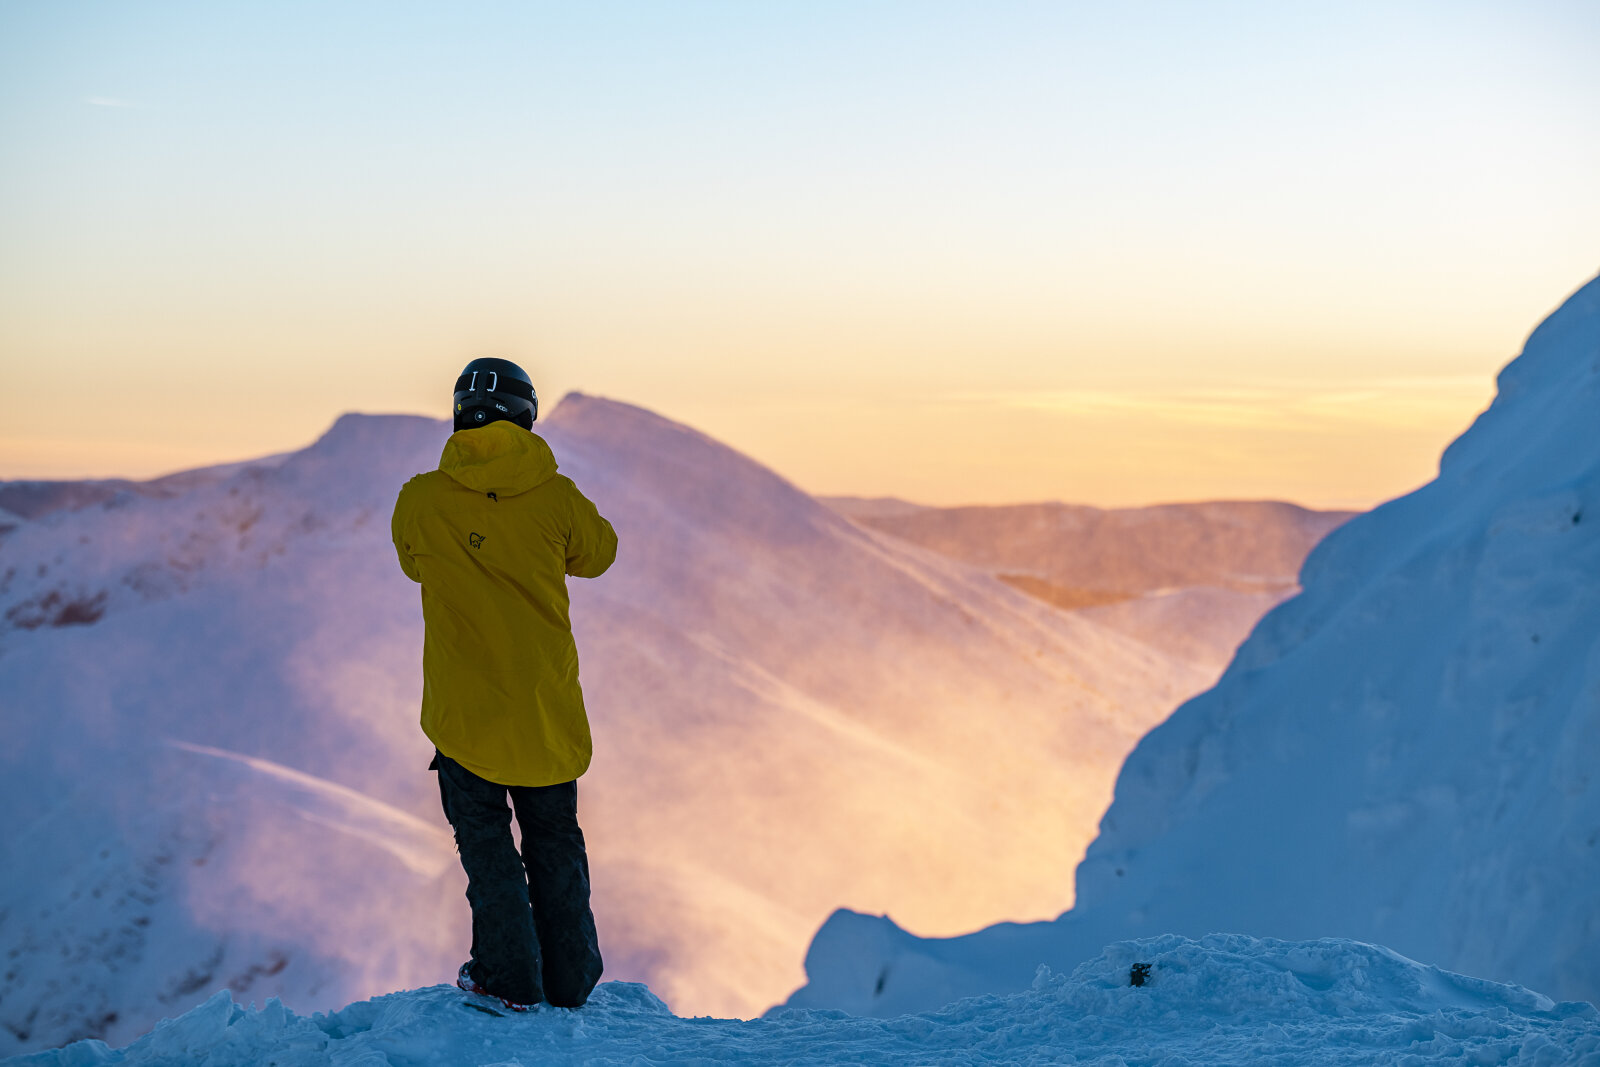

{"left": 432, "top": 751, "right": 604, "bottom": 1007}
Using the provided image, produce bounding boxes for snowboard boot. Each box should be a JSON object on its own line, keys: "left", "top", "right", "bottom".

{"left": 457, "top": 961, "right": 539, "bottom": 1013}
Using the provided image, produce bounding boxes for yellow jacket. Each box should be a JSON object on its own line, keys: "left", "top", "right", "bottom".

{"left": 391, "top": 420, "right": 617, "bottom": 786}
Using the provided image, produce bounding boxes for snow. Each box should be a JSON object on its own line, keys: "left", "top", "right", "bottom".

{"left": 837, "top": 499, "right": 1351, "bottom": 602}
{"left": 787, "top": 274, "right": 1600, "bottom": 1016}
{"left": 1, "top": 393, "right": 1241, "bottom": 1050}
{"left": 11, "top": 265, "right": 1590, "bottom": 1061}
{"left": 9, "top": 936, "right": 1597, "bottom": 1066}
{"left": 834, "top": 498, "right": 1348, "bottom": 675}
{"left": 1078, "top": 585, "right": 1296, "bottom": 670}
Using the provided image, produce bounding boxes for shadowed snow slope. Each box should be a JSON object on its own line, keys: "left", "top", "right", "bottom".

{"left": 11, "top": 936, "right": 1598, "bottom": 1066}
{"left": 0, "top": 396, "right": 1216, "bottom": 1052}
{"left": 787, "top": 274, "right": 1600, "bottom": 1017}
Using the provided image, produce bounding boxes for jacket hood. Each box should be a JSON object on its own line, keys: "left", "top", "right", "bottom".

{"left": 438, "top": 421, "right": 558, "bottom": 497}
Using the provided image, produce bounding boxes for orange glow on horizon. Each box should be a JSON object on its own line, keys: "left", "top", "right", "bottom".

{"left": 0, "top": 374, "right": 1496, "bottom": 513}
{"left": 652, "top": 374, "right": 1498, "bottom": 511}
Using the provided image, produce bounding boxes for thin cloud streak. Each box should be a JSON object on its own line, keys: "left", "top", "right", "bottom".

{"left": 964, "top": 376, "right": 1496, "bottom": 433}
{"left": 84, "top": 96, "right": 139, "bottom": 108}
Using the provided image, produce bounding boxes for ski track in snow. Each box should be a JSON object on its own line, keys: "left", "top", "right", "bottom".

{"left": 7, "top": 936, "right": 1597, "bottom": 1066}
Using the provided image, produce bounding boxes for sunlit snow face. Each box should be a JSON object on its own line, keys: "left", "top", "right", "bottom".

{"left": 0, "top": 395, "right": 1319, "bottom": 1038}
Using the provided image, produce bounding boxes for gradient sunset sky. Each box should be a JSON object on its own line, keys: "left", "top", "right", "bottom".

{"left": 2, "top": 1, "right": 1596, "bottom": 508}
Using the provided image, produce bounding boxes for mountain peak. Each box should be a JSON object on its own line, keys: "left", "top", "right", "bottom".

{"left": 301, "top": 412, "right": 447, "bottom": 460}
{"left": 545, "top": 392, "right": 739, "bottom": 460}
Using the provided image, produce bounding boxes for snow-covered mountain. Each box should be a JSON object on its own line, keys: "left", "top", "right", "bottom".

{"left": 0, "top": 395, "right": 1239, "bottom": 1053}
{"left": 826, "top": 498, "right": 1352, "bottom": 602}
{"left": 825, "top": 498, "right": 1353, "bottom": 672}
{"left": 785, "top": 273, "right": 1600, "bottom": 1017}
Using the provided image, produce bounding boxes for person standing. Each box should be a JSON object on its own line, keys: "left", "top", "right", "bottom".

{"left": 391, "top": 358, "right": 616, "bottom": 1010}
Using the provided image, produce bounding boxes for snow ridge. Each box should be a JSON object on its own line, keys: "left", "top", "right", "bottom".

{"left": 10, "top": 936, "right": 1596, "bottom": 1066}
{"left": 786, "top": 273, "right": 1600, "bottom": 1017}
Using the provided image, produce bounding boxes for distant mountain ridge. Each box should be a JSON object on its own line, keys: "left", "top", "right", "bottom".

{"left": 829, "top": 498, "right": 1354, "bottom": 600}
{"left": 785, "top": 273, "right": 1600, "bottom": 1017}
{"left": 0, "top": 454, "right": 292, "bottom": 524}
{"left": 824, "top": 496, "right": 1354, "bottom": 672}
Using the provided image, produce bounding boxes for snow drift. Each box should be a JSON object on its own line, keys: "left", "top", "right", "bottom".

{"left": 786, "top": 274, "right": 1600, "bottom": 1017}
{"left": 11, "top": 935, "right": 1597, "bottom": 1066}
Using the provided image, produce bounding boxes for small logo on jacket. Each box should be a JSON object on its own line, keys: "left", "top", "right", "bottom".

{"left": 469, "top": 532, "right": 486, "bottom": 549}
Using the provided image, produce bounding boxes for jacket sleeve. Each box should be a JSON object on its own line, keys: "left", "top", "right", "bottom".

{"left": 392, "top": 483, "right": 423, "bottom": 584}
{"left": 565, "top": 480, "right": 618, "bottom": 579}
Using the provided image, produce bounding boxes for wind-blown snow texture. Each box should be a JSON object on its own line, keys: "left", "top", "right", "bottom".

{"left": 789, "top": 274, "right": 1600, "bottom": 1017}
{"left": 1, "top": 395, "right": 1232, "bottom": 1051}
{"left": 828, "top": 497, "right": 1351, "bottom": 674}
{"left": 10, "top": 936, "right": 1597, "bottom": 1066}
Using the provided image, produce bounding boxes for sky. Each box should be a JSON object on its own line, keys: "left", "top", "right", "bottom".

{"left": 1, "top": 1, "right": 1596, "bottom": 508}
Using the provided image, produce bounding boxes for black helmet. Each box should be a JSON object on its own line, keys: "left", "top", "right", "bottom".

{"left": 453, "top": 358, "right": 538, "bottom": 432}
